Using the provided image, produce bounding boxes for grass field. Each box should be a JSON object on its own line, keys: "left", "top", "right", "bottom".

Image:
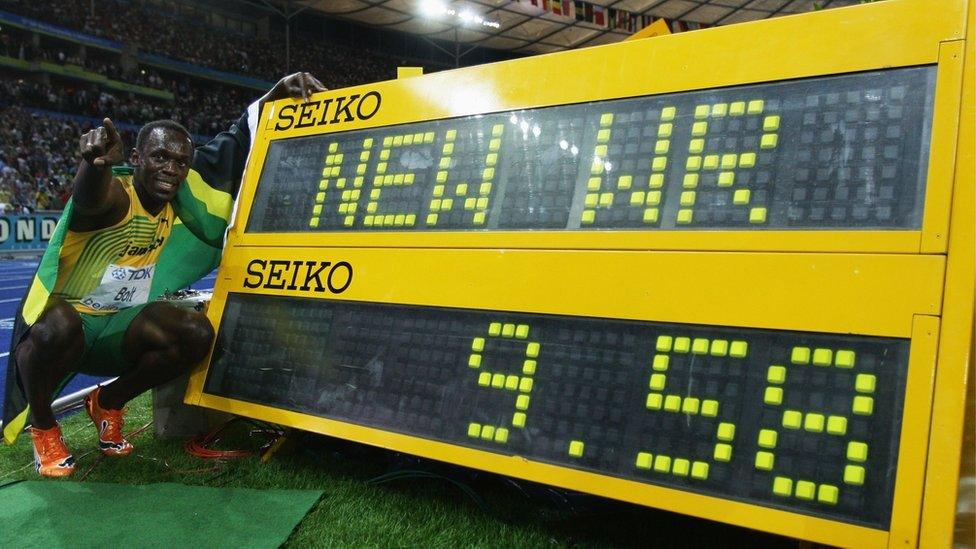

{"left": 0, "top": 393, "right": 795, "bottom": 547}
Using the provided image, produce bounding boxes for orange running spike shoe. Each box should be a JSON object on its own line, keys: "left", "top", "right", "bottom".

{"left": 85, "top": 387, "right": 134, "bottom": 457}
{"left": 29, "top": 424, "right": 76, "bottom": 478}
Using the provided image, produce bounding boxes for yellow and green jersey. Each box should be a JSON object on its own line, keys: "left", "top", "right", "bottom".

{"left": 51, "top": 175, "right": 175, "bottom": 315}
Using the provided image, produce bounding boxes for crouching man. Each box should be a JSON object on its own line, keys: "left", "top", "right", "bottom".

{"left": 4, "top": 72, "right": 325, "bottom": 476}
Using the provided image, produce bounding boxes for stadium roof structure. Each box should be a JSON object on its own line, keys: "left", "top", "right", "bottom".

{"left": 272, "top": 0, "right": 862, "bottom": 55}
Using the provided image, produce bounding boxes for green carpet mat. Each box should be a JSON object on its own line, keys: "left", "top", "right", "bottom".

{"left": 0, "top": 481, "right": 323, "bottom": 548}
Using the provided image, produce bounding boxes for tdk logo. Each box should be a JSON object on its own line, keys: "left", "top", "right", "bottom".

{"left": 273, "top": 91, "right": 382, "bottom": 131}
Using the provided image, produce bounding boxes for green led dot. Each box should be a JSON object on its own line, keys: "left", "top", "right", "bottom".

{"left": 494, "top": 428, "right": 509, "bottom": 444}
{"left": 488, "top": 323, "right": 501, "bottom": 336}
{"left": 649, "top": 174, "right": 664, "bottom": 188}
{"left": 835, "top": 350, "right": 856, "bottom": 368}
{"left": 764, "top": 387, "right": 783, "bottom": 405}
{"left": 425, "top": 213, "right": 438, "bottom": 226}
{"left": 664, "top": 395, "right": 682, "bottom": 412}
{"left": 758, "top": 429, "right": 778, "bottom": 449}
{"left": 584, "top": 193, "right": 599, "bottom": 208}
{"left": 653, "top": 455, "right": 672, "bottom": 473}
{"left": 661, "top": 106, "right": 676, "bottom": 121}
{"left": 772, "top": 476, "right": 793, "bottom": 497}
{"left": 445, "top": 130, "right": 456, "bottom": 142}
{"left": 804, "top": 413, "right": 825, "bottom": 433}
{"left": 729, "top": 341, "right": 748, "bottom": 358}
{"left": 501, "top": 323, "right": 516, "bottom": 338}
{"left": 795, "top": 480, "right": 816, "bottom": 501}
{"left": 691, "top": 461, "right": 709, "bottom": 480}
{"left": 516, "top": 395, "right": 530, "bottom": 411}
{"left": 468, "top": 354, "right": 482, "bottom": 368}
{"left": 711, "top": 103, "right": 728, "bottom": 117}
{"left": 309, "top": 218, "right": 320, "bottom": 228}
{"left": 827, "top": 415, "right": 848, "bottom": 435}
{"left": 729, "top": 101, "right": 746, "bottom": 115}
{"left": 763, "top": 115, "right": 780, "bottom": 131}
{"left": 847, "top": 441, "right": 868, "bottom": 462}
{"left": 813, "top": 348, "right": 833, "bottom": 366}
{"left": 682, "top": 398, "right": 700, "bottom": 415}
{"left": 596, "top": 129, "right": 611, "bottom": 143}
{"left": 818, "top": 484, "right": 839, "bottom": 505}
{"left": 747, "top": 99, "right": 765, "bottom": 114}
{"left": 629, "top": 192, "right": 645, "bottom": 206}
{"left": 791, "top": 347, "right": 811, "bottom": 364}
{"left": 749, "top": 207, "right": 768, "bottom": 224}
{"left": 691, "top": 337, "right": 709, "bottom": 354}
{"left": 581, "top": 210, "right": 595, "bottom": 225}
{"left": 618, "top": 175, "right": 634, "bottom": 189}
{"left": 480, "top": 425, "right": 495, "bottom": 440}
{"left": 467, "top": 423, "right": 481, "bottom": 438}
{"left": 649, "top": 374, "right": 667, "bottom": 391}
{"left": 694, "top": 105, "right": 710, "bottom": 119}
{"left": 569, "top": 440, "right": 585, "bottom": 458}
{"left": 677, "top": 209, "right": 694, "bottom": 224}
{"left": 683, "top": 172, "right": 700, "bottom": 188}
{"left": 512, "top": 412, "right": 526, "bottom": 428}
{"left": 755, "top": 451, "right": 775, "bottom": 470}
{"left": 362, "top": 138, "right": 373, "bottom": 148}
{"left": 717, "top": 171, "right": 735, "bottom": 187}
{"left": 733, "top": 189, "right": 751, "bottom": 205}
{"left": 710, "top": 340, "right": 729, "bottom": 356}
{"left": 703, "top": 155, "right": 719, "bottom": 170}
{"left": 526, "top": 342, "right": 540, "bottom": 358}
{"left": 636, "top": 452, "right": 653, "bottom": 470}
{"left": 505, "top": 375, "right": 519, "bottom": 391}
{"left": 720, "top": 154, "right": 737, "bottom": 169}
{"left": 652, "top": 355, "right": 669, "bottom": 371}
{"left": 855, "top": 374, "right": 876, "bottom": 393}
{"left": 761, "top": 134, "right": 779, "bottom": 149}
{"left": 672, "top": 458, "right": 690, "bottom": 477}
{"left": 491, "top": 374, "right": 505, "bottom": 388}
{"left": 714, "top": 443, "right": 733, "bottom": 462}
{"left": 519, "top": 377, "right": 534, "bottom": 393}
{"left": 652, "top": 157, "right": 667, "bottom": 171}
{"left": 739, "top": 152, "right": 757, "bottom": 168}
{"left": 844, "top": 465, "right": 865, "bottom": 486}
{"left": 701, "top": 400, "right": 719, "bottom": 417}
{"left": 522, "top": 360, "right": 536, "bottom": 375}
{"left": 471, "top": 338, "right": 485, "bottom": 352}
{"left": 646, "top": 393, "right": 663, "bottom": 410}
{"left": 680, "top": 191, "right": 697, "bottom": 207}
{"left": 767, "top": 365, "right": 786, "bottom": 384}
{"left": 686, "top": 156, "right": 702, "bottom": 171}
{"left": 853, "top": 396, "right": 874, "bottom": 416}
{"left": 658, "top": 123, "right": 673, "bottom": 137}
{"left": 717, "top": 423, "right": 736, "bottom": 442}
{"left": 673, "top": 337, "right": 691, "bottom": 353}
{"left": 783, "top": 410, "right": 803, "bottom": 429}
{"left": 656, "top": 336, "right": 673, "bottom": 352}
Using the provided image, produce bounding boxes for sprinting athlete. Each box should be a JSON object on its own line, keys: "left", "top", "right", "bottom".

{"left": 2, "top": 72, "right": 325, "bottom": 477}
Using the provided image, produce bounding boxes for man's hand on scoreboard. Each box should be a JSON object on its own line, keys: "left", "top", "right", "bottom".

{"left": 262, "top": 72, "right": 327, "bottom": 105}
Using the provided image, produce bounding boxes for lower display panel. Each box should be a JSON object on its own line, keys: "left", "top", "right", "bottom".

{"left": 203, "top": 293, "right": 909, "bottom": 528}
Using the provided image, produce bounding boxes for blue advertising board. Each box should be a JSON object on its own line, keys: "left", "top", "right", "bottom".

{"left": 0, "top": 214, "right": 61, "bottom": 252}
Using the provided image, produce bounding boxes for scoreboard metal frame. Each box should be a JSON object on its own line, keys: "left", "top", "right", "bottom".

{"left": 185, "top": 0, "right": 975, "bottom": 546}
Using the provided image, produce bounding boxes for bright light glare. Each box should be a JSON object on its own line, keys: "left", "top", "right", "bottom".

{"left": 420, "top": 0, "right": 448, "bottom": 17}
{"left": 559, "top": 139, "right": 568, "bottom": 150}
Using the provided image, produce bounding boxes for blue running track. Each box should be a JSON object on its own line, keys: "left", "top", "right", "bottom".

{"left": 0, "top": 258, "right": 216, "bottom": 417}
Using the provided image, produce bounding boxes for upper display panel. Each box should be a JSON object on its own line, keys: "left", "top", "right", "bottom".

{"left": 247, "top": 67, "right": 934, "bottom": 233}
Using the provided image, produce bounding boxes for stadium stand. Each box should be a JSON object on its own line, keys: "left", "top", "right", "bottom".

{"left": 0, "top": 0, "right": 457, "bottom": 213}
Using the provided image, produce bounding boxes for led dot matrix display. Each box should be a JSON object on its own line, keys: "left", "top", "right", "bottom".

{"left": 205, "top": 294, "right": 909, "bottom": 528}
{"left": 247, "top": 67, "right": 933, "bottom": 233}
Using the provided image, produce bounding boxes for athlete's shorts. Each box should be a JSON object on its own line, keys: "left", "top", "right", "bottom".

{"left": 73, "top": 303, "right": 151, "bottom": 376}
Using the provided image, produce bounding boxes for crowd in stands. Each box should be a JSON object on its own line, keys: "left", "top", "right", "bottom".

{"left": 0, "top": 0, "right": 444, "bottom": 213}
{"left": 0, "top": 0, "right": 422, "bottom": 89}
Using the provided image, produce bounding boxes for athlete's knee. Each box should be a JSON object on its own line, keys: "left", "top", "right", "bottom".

{"left": 26, "top": 301, "right": 83, "bottom": 359}
{"left": 178, "top": 313, "right": 214, "bottom": 364}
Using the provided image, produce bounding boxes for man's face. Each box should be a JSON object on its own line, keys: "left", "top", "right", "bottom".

{"left": 131, "top": 127, "right": 192, "bottom": 205}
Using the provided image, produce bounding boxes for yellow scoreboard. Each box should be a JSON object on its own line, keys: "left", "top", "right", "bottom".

{"left": 185, "top": 0, "right": 975, "bottom": 545}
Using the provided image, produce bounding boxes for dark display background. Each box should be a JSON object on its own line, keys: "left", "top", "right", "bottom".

{"left": 204, "top": 293, "right": 910, "bottom": 528}
{"left": 246, "top": 66, "right": 934, "bottom": 232}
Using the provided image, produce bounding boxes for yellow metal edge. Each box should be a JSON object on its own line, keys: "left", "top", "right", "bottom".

{"left": 920, "top": 40, "right": 966, "bottom": 253}
{"left": 887, "top": 315, "right": 941, "bottom": 547}
{"left": 190, "top": 390, "right": 889, "bottom": 547}
{"left": 920, "top": 0, "right": 976, "bottom": 543}
{"left": 234, "top": 230, "right": 922, "bottom": 254}
{"left": 262, "top": 0, "right": 961, "bottom": 143}
{"left": 210, "top": 246, "right": 944, "bottom": 338}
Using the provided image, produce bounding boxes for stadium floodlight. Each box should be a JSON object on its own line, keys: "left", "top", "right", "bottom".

{"left": 418, "top": 1, "right": 501, "bottom": 29}
{"left": 420, "top": 0, "right": 449, "bottom": 18}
